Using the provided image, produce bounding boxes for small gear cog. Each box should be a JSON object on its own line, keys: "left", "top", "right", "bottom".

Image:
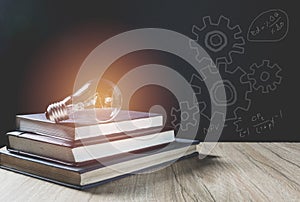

{"left": 191, "top": 15, "right": 245, "bottom": 66}
{"left": 190, "top": 63, "right": 252, "bottom": 121}
{"left": 171, "top": 101, "right": 199, "bottom": 131}
{"left": 248, "top": 60, "right": 282, "bottom": 93}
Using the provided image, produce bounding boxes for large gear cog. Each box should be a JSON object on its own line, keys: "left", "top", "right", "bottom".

{"left": 248, "top": 60, "right": 282, "bottom": 93}
{"left": 171, "top": 101, "right": 199, "bottom": 131}
{"left": 191, "top": 15, "right": 245, "bottom": 66}
{"left": 190, "top": 63, "right": 252, "bottom": 121}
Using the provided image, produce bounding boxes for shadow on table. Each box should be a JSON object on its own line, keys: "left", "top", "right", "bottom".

{"left": 84, "top": 154, "right": 225, "bottom": 195}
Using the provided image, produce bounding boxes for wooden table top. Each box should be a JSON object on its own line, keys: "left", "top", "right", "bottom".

{"left": 0, "top": 143, "right": 299, "bottom": 201}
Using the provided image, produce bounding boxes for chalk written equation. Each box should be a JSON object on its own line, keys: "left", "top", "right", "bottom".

{"left": 247, "top": 9, "right": 289, "bottom": 42}
{"left": 236, "top": 110, "right": 283, "bottom": 137}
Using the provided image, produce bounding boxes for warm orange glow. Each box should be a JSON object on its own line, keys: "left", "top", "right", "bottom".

{"left": 20, "top": 22, "right": 125, "bottom": 113}
{"left": 20, "top": 23, "right": 169, "bottom": 116}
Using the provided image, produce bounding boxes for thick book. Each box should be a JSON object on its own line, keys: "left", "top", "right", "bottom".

{"left": 0, "top": 142, "right": 199, "bottom": 190}
{"left": 16, "top": 110, "right": 163, "bottom": 140}
{"left": 6, "top": 128, "right": 175, "bottom": 165}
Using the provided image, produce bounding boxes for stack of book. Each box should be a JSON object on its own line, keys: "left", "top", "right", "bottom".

{"left": 0, "top": 110, "right": 199, "bottom": 189}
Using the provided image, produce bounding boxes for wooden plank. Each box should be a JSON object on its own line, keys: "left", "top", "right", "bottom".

{"left": 0, "top": 143, "right": 299, "bottom": 201}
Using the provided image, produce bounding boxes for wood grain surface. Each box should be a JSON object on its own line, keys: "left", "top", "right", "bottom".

{"left": 0, "top": 143, "right": 299, "bottom": 202}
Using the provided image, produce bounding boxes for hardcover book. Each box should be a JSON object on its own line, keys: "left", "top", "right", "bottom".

{"left": 6, "top": 128, "right": 175, "bottom": 165}
{"left": 16, "top": 110, "right": 163, "bottom": 140}
{"left": 0, "top": 142, "right": 199, "bottom": 190}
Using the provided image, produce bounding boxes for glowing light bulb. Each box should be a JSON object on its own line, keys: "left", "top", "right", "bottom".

{"left": 45, "top": 79, "right": 122, "bottom": 123}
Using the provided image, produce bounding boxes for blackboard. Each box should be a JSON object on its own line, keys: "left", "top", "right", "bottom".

{"left": 0, "top": 0, "right": 298, "bottom": 146}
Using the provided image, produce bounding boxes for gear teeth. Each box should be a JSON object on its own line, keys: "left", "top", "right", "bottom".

{"left": 275, "top": 77, "right": 282, "bottom": 85}
{"left": 234, "top": 37, "right": 245, "bottom": 46}
{"left": 249, "top": 63, "right": 257, "bottom": 72}
{"left": 274, "top": 64, "right": 281, "bottom": 70}
{"left": 269, "top": 84, "right": 277, "bottom": 91}
{"left": 224, "top": 55, "right": 233, "bottom": 64}
{"left": 234, "top": 66, "right": 246, "bottom": 79}
{"left": 171, "top": 107, "right": 180, "bottom": 115}
{"left": 189, "top": 39, "right": 200, "bottom": 58}
{"left": 200, "top": 57, "right": 216, "bottom": 68}
{"left": 252, "top": 82, "right": 260, "bottom": 90}
{"left": 200, "top": 65, "right": 214, "bottom": 81}
{"left": 171, "top": 107, "right": 180, "bottom": 128}
{"left": 198, "top": 101, "right": 207, "bottom": 113}
{"left": 215, "top": 58, "right": 228, "bottom": 67}
{"left": 181, "top": 102, "right": 188, "bottom": 109}
{"left": 189, "top": 39, "right": 197, "bottom": 48}
{"left": 262, "top": 60, "right": 270, "bottom": 66}
{"left": 275, "top": 76, "right": 281, "bottom": 83}
{"left": 232, "top": 25, "right": 242, "bottom": 34}
{"left": 198, "top": 56, "right": 213, "bottom": 69}
{"left": 190, "top": 73, "right": 203, "bottom": 84}
{"left": 192, "top": 25, "right": 201, "bottom": 40}
{"left": 273, "top": 64, "right": 282, "bottom": 73}
{"left": 191, "top": 84, "right": 201, "bottom": 94}
{"left": 190, "top": 74, "right": 202, "bottom": 94}
{"left": 232, "top": 46, "right": 245, "bottom": 54}
{"left": 203, "top": 16, "right": 212, "bottom": 28}
{"left": 219, "top": 15, "right": 230, "bottom": 27}
{"left": 240, "top": 69, "right": 250, "bottom": 83}
{"left": 171, "top": 120, "right": 177, "bottom": 128}
{"left": 188, "top": 121, "right": 197, "bottom": 128}
{"left": 190, "top": 105, "right": 200, "bottom": 114}
{"left": 217, "top": 56, "right": 231, "bottom": 65}
{"left": 262, "top": 86, "right": 268, "bottom": 93}
{"left": 189, "top": 38, "right": 217, "bottom": 70}
{"left": 217, "top": 62, "right": 227, "bottom": 71}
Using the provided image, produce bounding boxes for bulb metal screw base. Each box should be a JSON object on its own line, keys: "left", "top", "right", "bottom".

{"left": 45, "top": 97, "right": 70, "bottom": 123}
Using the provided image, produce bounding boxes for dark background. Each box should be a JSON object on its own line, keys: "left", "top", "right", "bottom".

{"left": 0, "top": 0, "right": 299, "bottom": 146}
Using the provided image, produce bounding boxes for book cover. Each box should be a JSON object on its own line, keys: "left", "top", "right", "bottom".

{"left": 16, "top": 110, "right": 163, "bottom": 140}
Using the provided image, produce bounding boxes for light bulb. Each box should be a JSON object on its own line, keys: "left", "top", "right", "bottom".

{"left": 45, "top": 79, "right": 122, "bottom": 123}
